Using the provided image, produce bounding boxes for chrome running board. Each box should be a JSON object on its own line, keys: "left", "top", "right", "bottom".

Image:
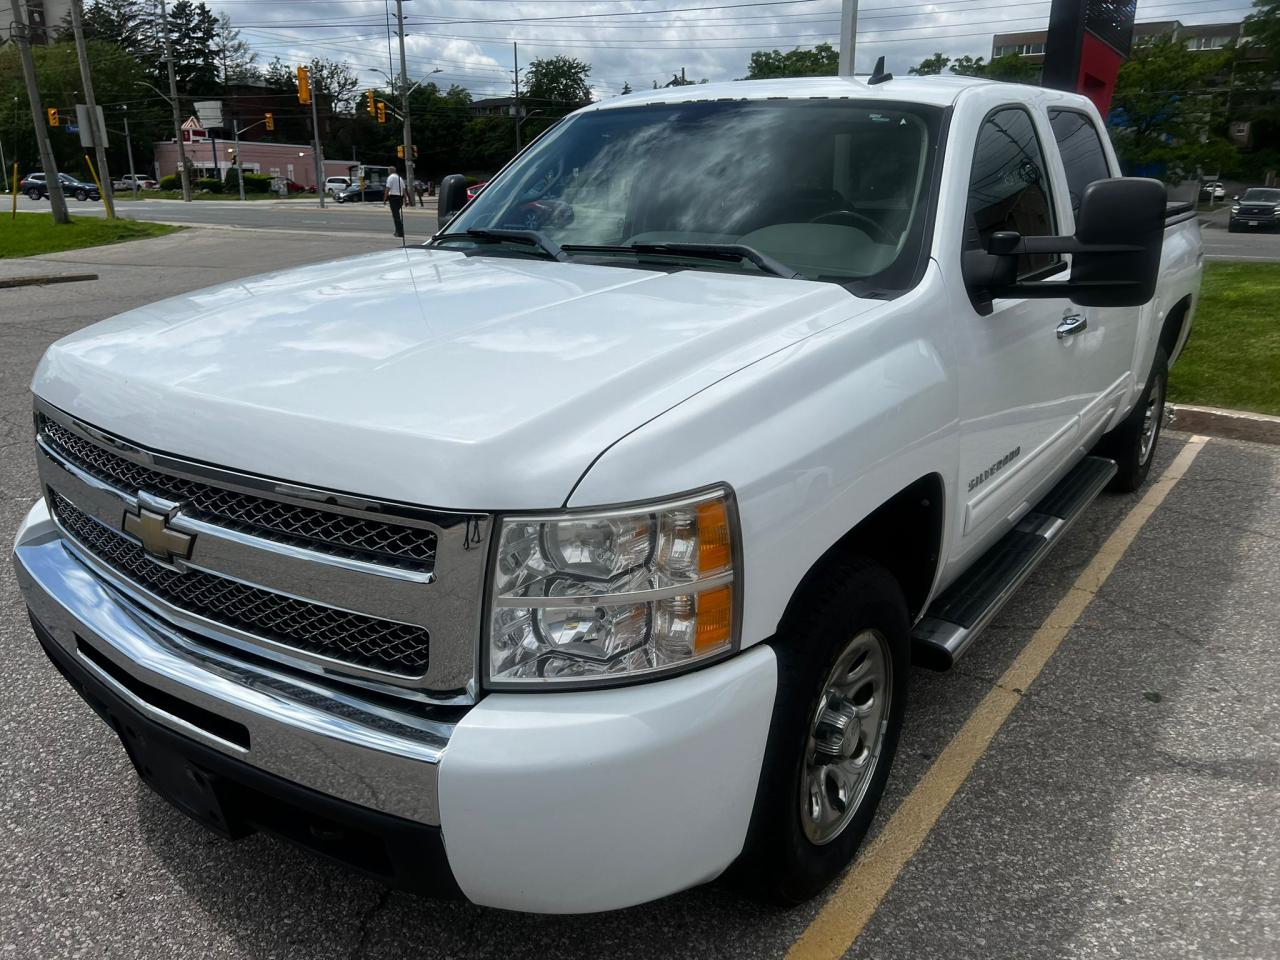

{"left": 912, "top": 455, "right": 1117, "bottom": 670}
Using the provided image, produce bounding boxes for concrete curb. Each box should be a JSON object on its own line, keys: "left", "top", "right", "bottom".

{"left": 1169, "top": 403, "right": 1280, "bottom": 445}
{"left": 0, "top": 273, "right": 98, "bottom": 289}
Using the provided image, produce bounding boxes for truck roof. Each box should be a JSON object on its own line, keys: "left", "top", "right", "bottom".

{"left": 583, "top": 74, "right": 1095, "bottom": 113}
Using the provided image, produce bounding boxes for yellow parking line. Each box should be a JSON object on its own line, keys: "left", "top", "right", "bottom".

{"left": 787, "top": 436, "right": 1210, "bottom": 960}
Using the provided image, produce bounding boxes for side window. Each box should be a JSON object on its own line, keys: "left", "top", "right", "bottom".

{"left": 1048, "top": 109, "right": 1112, "bottom": 216}
{"left": 966, "top": 107, "right": 1058, "bottom": 277}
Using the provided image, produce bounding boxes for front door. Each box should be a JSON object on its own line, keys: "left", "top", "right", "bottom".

{"left": 952, "top": 105, "right": 1082, "bottom": 567}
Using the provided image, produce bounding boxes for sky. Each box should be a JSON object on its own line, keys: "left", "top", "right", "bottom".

{"left": 208, "top": 0, "right": 1260, "bottom": 101}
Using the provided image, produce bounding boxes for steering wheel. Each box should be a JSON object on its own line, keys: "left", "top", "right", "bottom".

{"left": 808, "top": 210, "right": 896, "bottom": 245}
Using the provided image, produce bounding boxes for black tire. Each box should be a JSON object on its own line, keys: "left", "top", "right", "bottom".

{"left": 74, "top": 189, "right": 88, "bottom": 201}
{"left": 1227, "top": 221, "right": 1239, "bottom": 233}
{"left": 27, "top": 188, "right": 41, "bottom": 200}
{"left": 734, "top": 557, "right": 910, "bottom": 905}
{"left": 1098, "top": 346, "right": 1168, "bottom": 493}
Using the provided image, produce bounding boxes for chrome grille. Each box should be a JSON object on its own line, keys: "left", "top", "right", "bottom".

{"left": 50, "top": 492, "right": 431, "bottom": 676}
{"left": 39, "top": 415, "right": 436, "bottom": 573}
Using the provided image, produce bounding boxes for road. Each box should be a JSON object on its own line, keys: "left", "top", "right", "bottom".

{"left": 1, "top": 229, "right": 1277, "bottom": 960}
{"left": 6, "top": 192, "right": 440, "bottom": 240}
{"left": 1198, "top": 204, "right": 1280, "bottom": 261}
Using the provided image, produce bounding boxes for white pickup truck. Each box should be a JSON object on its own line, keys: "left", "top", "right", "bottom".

{"left": 14, "top": 75, "right": 1201, "bottom": 914}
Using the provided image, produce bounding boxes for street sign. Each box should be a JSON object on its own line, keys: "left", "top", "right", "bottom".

{"left": 194, "top": 100, "right": 224, "bottom": 129}
{"left": 74, "top": 104, "right": 108, "bottom": 149}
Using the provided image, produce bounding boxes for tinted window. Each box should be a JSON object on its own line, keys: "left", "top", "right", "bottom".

{"left": 1048, "top": 109, "right": 1112, "bottom": 215}
{"left": 1242, "top": 188, "right": 1280, "bottom": 203}
{"left": 966, "top": 108, "right": 1057, "bottom": 277}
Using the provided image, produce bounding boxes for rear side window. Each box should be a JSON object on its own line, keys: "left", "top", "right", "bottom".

{"left": 966, "top": 107, "right": 1058, "bottom": 278}
{"left": 1048, "top": 109, "right": 1112, "bottom": 216}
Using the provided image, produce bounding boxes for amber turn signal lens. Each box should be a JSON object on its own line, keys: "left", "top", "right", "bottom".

{"left": 694, "top": 585, "right": 733, "bottom": 654}
{"left": 697, "top": 499, "right": 732, "bottom": 574}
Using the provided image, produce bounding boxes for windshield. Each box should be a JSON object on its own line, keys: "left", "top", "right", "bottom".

{"left": 446, "top": 99, "right": 941, "bottom": 289}
{"left": 1242, "top": 188, "right": 1280, "bottom": 203}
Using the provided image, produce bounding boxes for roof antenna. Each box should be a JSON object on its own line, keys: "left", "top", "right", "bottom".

{"left": 868, "top": 55, "right": 892, "bottom": 85}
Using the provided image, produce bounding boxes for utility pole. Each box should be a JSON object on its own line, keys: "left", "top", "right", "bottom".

{"left": 160, "top": 0, "right": 192, "bottom": 201}
{"left": 8, "top": 0, "right": 68, "bottom": 222}
{"left": 309, "top": 85, "right": 325, "bottom": 208}
{"left": 69, "top": 0, "right": 115, "bottom": 215}
{"left": 513, "top": 41, "right": 522, "bottom": 151}
{"left": 838, "top": 0, "right": 858, "bottom": 76}
{"left": 233, "top": 119, "right": 244, "bottom": 201}
{"left": 395, "top": 0, "right": 415, "bottom": 205}
{"left": 122, "top": 106, "right": 138, "bottom": 198}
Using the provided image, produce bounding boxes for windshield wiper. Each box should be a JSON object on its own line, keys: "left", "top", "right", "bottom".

{"left": 561, "top": 242, "right": 802, "bottom": 280}
{"left": 431, "top": 228, "right": 568, "bottom": 262}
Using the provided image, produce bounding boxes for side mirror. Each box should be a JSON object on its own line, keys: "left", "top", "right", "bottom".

{"left": 438, "top": 174, "right": 469, "bottom": 221}
{"left": 964, "top": 178, "right": 1166, "bottom": 309}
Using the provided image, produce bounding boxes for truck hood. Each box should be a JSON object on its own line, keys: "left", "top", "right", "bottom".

{"left": 34, "top": 247, "right": 875, "bottom": 508}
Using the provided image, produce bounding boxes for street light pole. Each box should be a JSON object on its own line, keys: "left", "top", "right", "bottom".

{"left": 513, "top": 41, "right": 522, "bottom": 151}
{"left": 837, "top": 0, "right": 858, "bottom": 76}
{"left": 122, "top": 106, "right": 138, "bottom": 198}
{"left": 395, "top": 0, "right": 415, "bottom": 205}
{"left": 159, "top": 0, "right": 191, "bottom": 201}
{"left": 69, "top": 0, "right": 114, "bottom": 216}
{"left": 8, "top": 0, "right": 68, "bottom": 222}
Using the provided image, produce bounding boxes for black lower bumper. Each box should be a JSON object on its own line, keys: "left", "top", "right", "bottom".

{"left": 30, "top": 612, "right": 462, "bottom": 899}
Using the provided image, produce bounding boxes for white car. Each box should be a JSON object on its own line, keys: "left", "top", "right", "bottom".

{"left": 14, "top": 76, "right": 1201, "bottom": 915}
{"left": 324, "top": 176, "right": 351, "bottom": 197}
{"left": 113, "top": 173, "right": 157, "bottom": 191}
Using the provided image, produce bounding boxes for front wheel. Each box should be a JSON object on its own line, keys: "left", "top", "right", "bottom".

{"left": 735, "top": 558, "right": 910, "bottom": 904}
{"left": 75, "top": 189, "right": 88, "bottom": 201}
{"left": 1099, "top": 347, "right": 1168, "bottom": 493}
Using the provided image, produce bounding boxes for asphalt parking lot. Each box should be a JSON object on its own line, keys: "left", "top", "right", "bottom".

{"left": 2, "top": 229, "right": 1277, "bottom": 959}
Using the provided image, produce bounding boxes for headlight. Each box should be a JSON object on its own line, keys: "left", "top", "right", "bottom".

{"left": 1232, "top": 205, "right": 1241, "bottom": 212}
{"left": 486, "top": 486, "right": 740, "bottom": 688}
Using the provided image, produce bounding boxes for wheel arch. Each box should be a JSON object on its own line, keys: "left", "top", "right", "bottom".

{"left": 779, "top": 473, "right": 945, "bottom": 631}
{"left": 1159, "top": 295, "right": 1193, "bottom": 367}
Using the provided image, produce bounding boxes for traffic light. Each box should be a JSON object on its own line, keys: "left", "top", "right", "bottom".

{"left": 396, "top": 144, "right": 404, "bottom": 159}
{"left": 264, "top": 112, "right": 274, "bottom": 131}
{"left": 376, "top": 100, "right": 387, "bottom": 124}
{"left": 297, "top": 66, "right": 311, "bottom": 104}
{"left": 46, "top": 107, "right": 59, "bottom": 127}
{"left": 365, "top": 90, "right": 376, "bottom": 116}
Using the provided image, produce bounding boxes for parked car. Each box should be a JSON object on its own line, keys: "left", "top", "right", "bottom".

{"left": 20, "top": 171, "right": 100, "bottom": 202}
{"left": 334, "top": 183, "right": 385, "bottom": 203}
{"left": 1201, "top": 180, "right": 1226, "bottom": 201}
{"left": 324, "top": 176, "right": 352, "bottom": 197}
{"left": 14, "top": 77, "right": 1200, "bottom": 915}
{"left": 1228, "top": 187, "right": 1280, "bottom": 231}
{"left": 113, "top": 173, "right": 157, "bottom": 191}
{"left": 466, "top": 180, "right": 488, "bottom": 201}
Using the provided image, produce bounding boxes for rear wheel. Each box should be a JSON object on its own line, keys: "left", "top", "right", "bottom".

{"left": 735, "top": 558, "right": 910, "bottom": 904}
{"left": 27, "top": 188, "right": 40, "bottom": 200}
{"left": 1099, "top": 347, "right": 1168, "bottom": 493}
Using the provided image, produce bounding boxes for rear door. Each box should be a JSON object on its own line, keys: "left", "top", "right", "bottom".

{"left": 953, "top": 105, "right": 1080, "bottom": 561}
{"left": 1046, "top": 107, "right": 1137, "bottom": 442}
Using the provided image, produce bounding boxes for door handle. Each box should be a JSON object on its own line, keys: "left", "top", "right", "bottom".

{"left": 1056, "top": 314, "right": 1088, "bottom": 339}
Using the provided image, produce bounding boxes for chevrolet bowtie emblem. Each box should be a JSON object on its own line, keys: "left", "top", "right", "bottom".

{"left": 122, "top": 506, "right": 194, "bottom": 565}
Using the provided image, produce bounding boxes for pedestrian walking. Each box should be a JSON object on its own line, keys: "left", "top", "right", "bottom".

{"left": 414, "top": 179, "right": 426, "bottom": 205}
{"left": 383, "top": 167, "right": 407, "bottom": 238}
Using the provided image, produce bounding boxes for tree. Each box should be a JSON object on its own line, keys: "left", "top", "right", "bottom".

{"left": 53, "top": 0, "right": 146, "bottom": 48}
{"left": 1109, "top": 37, "right": 1236, "bottom": 182}
{"left": 745, "top": 43, "right": 838, "bottom": 79}
{"left": 217, "top": 12, "right": 258, "bottom": 85}
{"left": 907, "top": 51, "right": 1039, "bottom": 82}
{"left": 524, "top": 55, "right": 593, "bottom": 112}
{"left": 165, "top": 0, "right": 219, "bottom": 95}
{"left": 308, "top": 57, "right": 359, "bottom": 112}
{"left": 908, "top": 52, "right": 950, "bottom": 76}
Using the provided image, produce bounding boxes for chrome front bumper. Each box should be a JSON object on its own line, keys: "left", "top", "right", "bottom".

{"left": 13, "top": 498, "right": 454, "bottom": 826}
